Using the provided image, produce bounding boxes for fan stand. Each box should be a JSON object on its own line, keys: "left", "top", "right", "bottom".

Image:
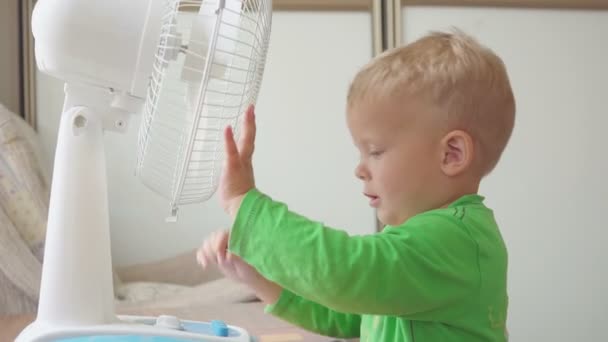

{"left": 16, "top": 83, "right": 133, "bottom": 340}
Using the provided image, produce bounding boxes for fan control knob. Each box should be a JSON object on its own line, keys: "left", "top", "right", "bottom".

{"left": 155, "top": 315, "right": 183, "bottom": 330}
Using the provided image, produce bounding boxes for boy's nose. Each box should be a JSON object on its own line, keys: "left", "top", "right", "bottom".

{"left": 355, "top": 164, "right": 369, "bottom": 181}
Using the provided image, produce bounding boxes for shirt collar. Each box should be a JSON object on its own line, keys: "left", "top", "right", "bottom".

{"left": 447, "top": 193, "right": 485, "bottom": 208}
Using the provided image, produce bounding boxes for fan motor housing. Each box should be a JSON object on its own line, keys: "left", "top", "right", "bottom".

{"left": 31, "top": 0, "right": 165, "bottom": 98}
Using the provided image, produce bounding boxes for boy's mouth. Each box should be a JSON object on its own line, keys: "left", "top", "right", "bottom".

{"left": 364, "top": 193, "right": 380, "bottom": 207}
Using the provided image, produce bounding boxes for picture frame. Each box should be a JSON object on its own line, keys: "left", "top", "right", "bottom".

{"left": 273, "top": 0, "right": 370, "bottom": 11}
{"left": 400, "top": 0, "right": 608, "bottom": 9}
{"left": 21, "top": 0, "right": 37, "bottom": 128}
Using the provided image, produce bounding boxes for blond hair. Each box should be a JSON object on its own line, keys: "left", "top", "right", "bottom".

{"left": 347, "top": 29, "right": 515, "bottom": 175}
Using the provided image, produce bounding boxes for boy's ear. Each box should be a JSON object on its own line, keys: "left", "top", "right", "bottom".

{"left": 440, "top": 130, "right": 474, "bottom": 177}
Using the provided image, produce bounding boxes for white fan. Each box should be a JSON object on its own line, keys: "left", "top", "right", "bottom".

{"left": 16, "top": 0, "right": 272, "bottom": 341}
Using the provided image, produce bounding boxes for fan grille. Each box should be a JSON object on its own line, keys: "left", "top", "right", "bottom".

{"left": 137, "top": 0, "right": 271, "bottom": 214}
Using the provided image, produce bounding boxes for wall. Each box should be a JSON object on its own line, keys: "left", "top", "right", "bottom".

{"left": 36, "top": 11, "right": 376, "bottom": 266}
{"left": 401, "top": 6, "right": 608, "bottom": 341}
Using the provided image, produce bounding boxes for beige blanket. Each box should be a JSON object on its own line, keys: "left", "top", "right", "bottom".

{"left": 0, "top": 104, "right": 48, "bottom": 315}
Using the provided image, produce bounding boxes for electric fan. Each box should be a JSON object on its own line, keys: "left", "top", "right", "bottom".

{"left": 16, "top": 0, "right": 271, "bottom": 341}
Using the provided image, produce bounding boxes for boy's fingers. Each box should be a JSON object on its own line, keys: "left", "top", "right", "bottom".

{"left": 223, "top": 125, "right": 240, "bottom": 164}
{"left": 203, "top": 241, "right": 215, "bottom": 265}
{"left": 219, "top": 252, "right": 232, "bottom": 269}
{"left": 218, "top": 232, "right": 229, "bottom": 259}
{"left": 211, "top": 233, "right": 223, "bottom": 264}
{"left": 239, "top": 105, "right": 256, "bottom": 160}
{"left": 198, "top": 230, "right": 230, "bottom": 269}
{"left": 198, "top": 240, "right": 212, "bottom": 264}
{"left": 196, "top": 248, "right": 205, "bottom": 267}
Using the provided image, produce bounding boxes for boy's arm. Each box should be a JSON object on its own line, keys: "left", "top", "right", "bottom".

{"left": 228, "top": 189, "right": 480, "bottom": 317}
{"left": 266, "top": 289, "right": 361, "bottom": 338}
{"left": 247, "top": 275, "right": 361, "bottom": 338}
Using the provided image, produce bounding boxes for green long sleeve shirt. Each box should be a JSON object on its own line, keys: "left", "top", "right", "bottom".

{"left": 228, "top": 189, "right": 508, "bottom": 341}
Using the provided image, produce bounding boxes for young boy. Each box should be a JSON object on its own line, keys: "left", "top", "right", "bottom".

{"left": 198, "top": 29, "right": 515, "bottom": 341}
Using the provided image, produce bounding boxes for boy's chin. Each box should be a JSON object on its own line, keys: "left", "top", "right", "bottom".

{"left": 376, "top": 211, "right": 396, "bottom": 227}
{"left": 377, "top": 209, "right": 409, "bottom": 227}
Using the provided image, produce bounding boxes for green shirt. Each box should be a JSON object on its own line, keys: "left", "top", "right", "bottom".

{"left": 229, "top": 189, "right": 508, "bottom": 341}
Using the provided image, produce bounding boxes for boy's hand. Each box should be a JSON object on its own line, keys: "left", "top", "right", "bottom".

{"left": 197, "top": 230, "right": 260, "bottom": 284}
{"left": 219, "top": 105, "right": 256, "bottom": 218}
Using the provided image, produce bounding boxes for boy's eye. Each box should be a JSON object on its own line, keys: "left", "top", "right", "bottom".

{"left": 369, "top": 150, "right": 384, "bottom": 157}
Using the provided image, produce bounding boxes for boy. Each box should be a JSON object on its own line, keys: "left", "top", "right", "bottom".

{"left": 198, "top": 29, "right": 515, "bottom": 341}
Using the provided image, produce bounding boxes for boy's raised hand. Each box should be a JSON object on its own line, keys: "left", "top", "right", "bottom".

{"left": 219, "top": 104, "right": 256, "bottom": 218}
